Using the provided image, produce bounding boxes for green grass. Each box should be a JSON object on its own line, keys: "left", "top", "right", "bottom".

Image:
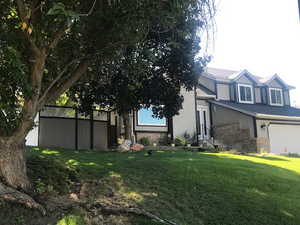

{"left": 25, "top": 148, "right": 300, "bottom": 225}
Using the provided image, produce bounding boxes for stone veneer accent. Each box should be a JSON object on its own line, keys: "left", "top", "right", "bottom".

{"left": 213, "top": 122, "right": 258, "bottom": 153}
{"left": 136, "top": 132, "right": 168, "bottom": 145}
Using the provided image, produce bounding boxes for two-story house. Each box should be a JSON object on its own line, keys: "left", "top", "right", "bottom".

{"left": 131, "top": 67, "right": 300, "bottom": 154}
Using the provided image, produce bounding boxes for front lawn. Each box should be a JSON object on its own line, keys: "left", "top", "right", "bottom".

{"left": 2, "top": 148, "right": 300, "bottom": 225}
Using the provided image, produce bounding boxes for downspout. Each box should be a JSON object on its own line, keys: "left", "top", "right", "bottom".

{"left": 194, "top": 86, "right": 199, "bottom": 144}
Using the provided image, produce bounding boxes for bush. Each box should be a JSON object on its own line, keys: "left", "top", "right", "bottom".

{"left": 174, "top": 136, "right": 187, "bottom": 146}
{"left": 27, "top": 155, "right": 79, "bottom": 195}
{"left": 139, "top": 137, "right": 150, "bottom": 146}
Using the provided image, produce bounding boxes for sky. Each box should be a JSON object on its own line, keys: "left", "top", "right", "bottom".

{"left": 208, "top": 0, "right": 300, "bottom": 106}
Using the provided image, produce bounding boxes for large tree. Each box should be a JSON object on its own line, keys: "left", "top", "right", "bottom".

{"left": 0, "top": 0, "right": 214, "bottom": 208}
{"left": 71, "top": 22, "right": 210, "bottom": 141}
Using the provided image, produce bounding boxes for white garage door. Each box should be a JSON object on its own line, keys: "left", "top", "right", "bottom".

{"left": 269, "top": 124, "right": 300, "bottom": 154}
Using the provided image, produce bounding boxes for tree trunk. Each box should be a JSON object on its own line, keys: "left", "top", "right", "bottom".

{"left": 123, "top": 112, "right": 131, "bottom": 141}
{"left": 123, "top": 111, "right": 135, "bottom": 143}
{"left": 0, "top": 139, "right": 31, "bottom": 191}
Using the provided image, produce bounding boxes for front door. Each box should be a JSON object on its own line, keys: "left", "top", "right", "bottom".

{"left": 197, "top": 106, "right": 210, "bottom": 140}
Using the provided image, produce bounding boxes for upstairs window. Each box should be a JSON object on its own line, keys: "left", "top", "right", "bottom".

{"left": 269, "top": 88, "right": 283, "bottom": 106}
{"left": 238, "top": 84, "right": 253, "bottom": 104}
{"left": 137, "top": 108, "right": 166, "bottom": 126}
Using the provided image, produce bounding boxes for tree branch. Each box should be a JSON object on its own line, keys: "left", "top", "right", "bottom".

{"left": 47, "top": 26, "right": 68, "bottom": 52}
{"left": 79, "top": 0, "right": 97, "bottom": 17}
{"left": 16, "top": 0, "right": 28, "bottom": 22}
{"left": 43, "top": 59, "right": 91, "bottom": 105}
{"left": 0, "top": 182, "right": 46, "bottom": 216}
{"left": 38, "top": 58, "right": 83, "bottom": 105}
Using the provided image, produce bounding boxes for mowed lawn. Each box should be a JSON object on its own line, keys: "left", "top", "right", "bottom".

{"left": 29, "top": 148, "right": 300, "bottom": 225}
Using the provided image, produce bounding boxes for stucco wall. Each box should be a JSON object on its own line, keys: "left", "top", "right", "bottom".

{"left": 268, "top": 79, "right": 282, "bottom": 88}
{"left": 217, "top": 83, "right": 230, "bottom": 100}
{"left": 197, "top": 100, "right": 209, "bottom": 107}
{"left": 25, "top": 114, "right": 39, "bottom": 146}
{"left": 236, "top": 75, "right": 253, "bottom": 84}
{"left": 211, "top": 104, "right": 255, "bottom": 138}
{"left": 199, "top": 76, "right": 215, "bottom": 92}
{"left": 173, "top": 88, "right": 197, "bottom": 138}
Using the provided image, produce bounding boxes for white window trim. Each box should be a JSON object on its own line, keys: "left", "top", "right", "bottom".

{"left": 137, "top": 109, "right": 167, "bottom": 126}
{"left": 269, "top": 88, "right": 283, "bottom": 106}
{"left": 238, "top": 84, "right": 254, "bottom": 104}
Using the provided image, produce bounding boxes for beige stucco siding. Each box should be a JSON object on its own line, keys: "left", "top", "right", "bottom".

{"left": 236, "top": 75, "right": 253, "bottom": 84}
{"left": 173, "top": 88, "right": 197, "bottom": 137}
{"left": 217, "top": 83, "right": 230, "bottom": 100}
{"left": 211, "top": 104, "right": 255, "bottom": 138}
{"left": 255, "top": 88, "right": 262, "bottom": 103}
{"left": 199, "top": 76, "right": 215, "bottom": 92}
{"left": 197, "top": 100, "right": 209, "bottom": 107}
{"left": 268, "top": 79, "right": 283, "bottom": 88}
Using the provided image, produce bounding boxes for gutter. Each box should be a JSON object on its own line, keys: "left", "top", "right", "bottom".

{"left": 209, "top": 100, "right": 300, "bottom": 122}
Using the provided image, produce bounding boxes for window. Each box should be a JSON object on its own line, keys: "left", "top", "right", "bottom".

{"left": 238, "top": 84, "right": 253, "bottom": 104}
{"left": 137, "top": 108, "right": 166, "bottom": 126}
{"left": 269, "top": 88, "right": 283, "bottom": 106}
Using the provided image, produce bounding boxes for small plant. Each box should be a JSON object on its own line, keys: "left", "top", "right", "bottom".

{"left": 139, "top": 136, "right": 150, "bottom": 146}
{"left": 15, "top": 216, "right": 25, "bottom": 225}
{"left": 174, "top": 136, "right": 186, "bottom": 146}
{"left": 35, "top": 178, "right": 47, "bottom": 194}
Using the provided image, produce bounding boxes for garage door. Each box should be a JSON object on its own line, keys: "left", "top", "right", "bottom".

{"left": 269, "top": 124, "right": 300, "bottom": 154}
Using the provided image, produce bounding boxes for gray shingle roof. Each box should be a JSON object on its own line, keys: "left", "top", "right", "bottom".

{"left": 211, "top": 100, "right": 300, "bottom": 118}
{"left": 203, "top": 67, "right": 294, "bottom": 90}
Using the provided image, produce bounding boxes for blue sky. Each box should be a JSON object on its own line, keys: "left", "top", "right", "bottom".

{"left": 208, "top": 0, "right": 300, "bottom": 105}
{"left": 138, "top": 108, "right": 166, "bottom": 125}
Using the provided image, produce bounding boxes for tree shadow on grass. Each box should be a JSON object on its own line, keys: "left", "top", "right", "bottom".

{"left": 12, "top": 148, "right": 300, "bottom": 225}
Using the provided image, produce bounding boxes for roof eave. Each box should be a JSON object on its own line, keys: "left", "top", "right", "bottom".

{"left": 256, "top": 114, "right": 300, "bottom": 121}
{"left": 209, "top": 100, "right": 257, "bottom": 117}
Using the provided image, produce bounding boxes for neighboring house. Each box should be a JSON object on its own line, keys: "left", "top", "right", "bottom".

{"left": 26, "top": 67, "right": 300, "bottom": 154}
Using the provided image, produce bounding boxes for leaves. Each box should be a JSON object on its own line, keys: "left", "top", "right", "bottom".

{"left": 47, "top": 3, "right": 80, "bottom": 25}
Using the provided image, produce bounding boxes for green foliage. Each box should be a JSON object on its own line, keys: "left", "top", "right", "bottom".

{"left": 27, "top": 155, "right": 79, "bottom": 195}
{"left": 0, "top": 46, "right": 31, "bottom": 136}
{"left": 139, "top": 137, "right": 151, "bottom": 146}
{"left": 0, "top": 0, "right": 215, "bottom": 138}
{"left": 70, "top": 0, "right": 213, "bottom": 118}
{"left": 14, "top": 216, "right": 25, "bottom": 225}
{"left": 174, "top": 136, "right": 187, "bottom": 146}
{"left": 57, "top": 215, "right": 85, "bottom": 225}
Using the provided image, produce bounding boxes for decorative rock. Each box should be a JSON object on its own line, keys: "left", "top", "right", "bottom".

{"left": 130, "top": 144, "right": 144, "bottom": 152}
{"left": 118, "top": 140, "right": 132, "bottom": 152}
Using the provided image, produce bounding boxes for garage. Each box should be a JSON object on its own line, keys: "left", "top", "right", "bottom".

{"left": 269, "top": 123, "right": 300, "bottom": 154}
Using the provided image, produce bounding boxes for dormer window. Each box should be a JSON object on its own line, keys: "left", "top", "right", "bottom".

{"left": 238, "top": 84, "right": 253, "bottom": 104}
{"left": 269, "top": 88, "right": 283, "bottom": 106}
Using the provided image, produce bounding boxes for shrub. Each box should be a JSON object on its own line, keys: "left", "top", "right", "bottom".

{"left": 174, "top": 136, "right": 187, "bottom": 146}
{"left": 139, "top": 137, "right": 150, "bottom": 146}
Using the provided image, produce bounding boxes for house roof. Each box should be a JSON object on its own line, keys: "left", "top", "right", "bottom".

{"left": 203, "top": 67, "right": 295, "bottom": 90}
{"left": 210, "top": 100, "right": 300, "bottom": 121}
